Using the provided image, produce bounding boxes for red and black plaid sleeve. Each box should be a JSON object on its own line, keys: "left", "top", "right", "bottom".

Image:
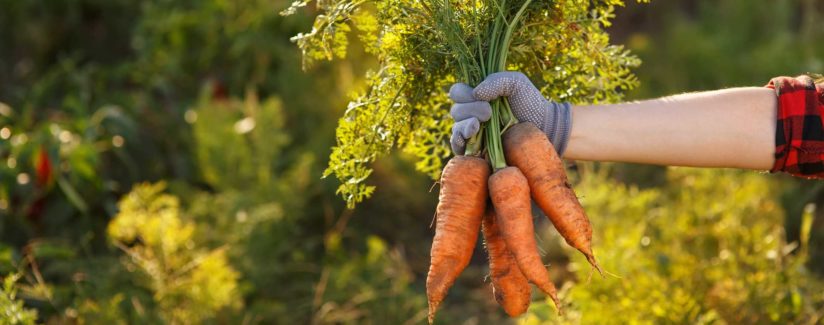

{"left": 766, "top": 75, "right": 824, "bottom": 178}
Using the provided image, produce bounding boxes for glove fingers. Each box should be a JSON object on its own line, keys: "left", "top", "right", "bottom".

{"left": 450, "top": 118, "right": 480, "bottom": 155}
{"left": 449, "top": 83, "right": 476, "bottom": 103}
{"left": 450, "top": 131, "right": 466, "bottom": 155}
{"left": 472, "top": 71, "right": 526, "bottom": 101}
{"left": 450, "top": 101, "right": 492, "bottom": 122}
{"left": 455, "top": 117, "right": 480, "bottom": 138}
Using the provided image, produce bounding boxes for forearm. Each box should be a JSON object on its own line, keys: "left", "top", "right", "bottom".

{"left": 564, "top": 87, "right": 777, "bottom": 170}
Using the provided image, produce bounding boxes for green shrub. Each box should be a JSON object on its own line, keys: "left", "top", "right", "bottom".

{"left": 0, "top": 274, "right": 37, "bottom": 325}
{"left": 523, "top": 167, "right": 824, "bottom": 324}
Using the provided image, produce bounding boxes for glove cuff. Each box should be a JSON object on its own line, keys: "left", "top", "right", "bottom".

{"left": 542, "top": 101, "right": 572, "bottom": 157}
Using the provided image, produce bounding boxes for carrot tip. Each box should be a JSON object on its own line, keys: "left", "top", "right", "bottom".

{"left": 537, "top": 283, "right": 562, "bottom": 315}
{"left": 604, "top": 269, "right": 623, "bottom": 279}
{"left": 552, "top": 296, "right": 563, "bottom": 316}
{"left": 586, "top": 267, "right": 594, "bottom": 285}
{"left": 586, "top": 254, "right": 604, "bottom": 278}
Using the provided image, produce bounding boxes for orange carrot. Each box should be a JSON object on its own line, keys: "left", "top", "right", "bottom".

{"left": 427, "top": 156, "right": 490, "bottom": 324}
{"left": 489, "top": 166, "right": 561, "bottom": 311}
{"left": 503, "top": 122, "right": 602, "bottom": 274}
{"left": 482, "top": 206, "right": 531, "bottom": 317}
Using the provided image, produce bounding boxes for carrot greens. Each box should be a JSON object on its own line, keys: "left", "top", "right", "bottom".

{"left": 283, "top": 0, "right": 645, "bottom": 207}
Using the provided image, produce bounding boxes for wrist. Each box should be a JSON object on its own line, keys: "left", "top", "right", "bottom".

{"left": 563, "top": 104, "right": 599, "bottom": 161}
{"left": 542, "top": 101, "right": 572, "bottom": 156}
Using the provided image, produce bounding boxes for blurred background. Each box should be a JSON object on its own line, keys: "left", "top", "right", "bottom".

{"left": 0, "top": 0, "right": 823, "bottom": 324}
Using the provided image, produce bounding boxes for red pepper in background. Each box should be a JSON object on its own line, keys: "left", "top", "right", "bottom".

{"left": 27, "top": 145, "right": 54, "bottom": 226}
{"left": 211, "top": 77, "right": 228, "bottom": 101}
{"left": 34, "top": 145, "right": 54, "bottom": 188}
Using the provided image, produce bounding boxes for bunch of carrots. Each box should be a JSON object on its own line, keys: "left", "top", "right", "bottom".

{"left": 426, "top": 0, "right": 602, "bottom": 322}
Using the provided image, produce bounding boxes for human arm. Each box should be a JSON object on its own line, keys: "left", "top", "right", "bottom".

{"left": 565, "top": 87, "right": 777, "bottom": 170}
{"left": 449, "top": 71, "right": 780, "bottom": 170}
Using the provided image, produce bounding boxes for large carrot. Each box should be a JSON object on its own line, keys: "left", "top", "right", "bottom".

{"left": 489, "top": 166, "right": 561, "bottom": 311}
{"left": 427, "top": 155, "right": 490, "bottom": 324}
{"left": 503, "top": 122, "right": 602, "bottom": 274}
{"left": 482, "top": 206, "right": 531, "bottom": 317}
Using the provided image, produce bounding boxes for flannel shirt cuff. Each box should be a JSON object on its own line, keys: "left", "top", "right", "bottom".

{"left": 766, "top": 75, "right": 824, "bottom": 178}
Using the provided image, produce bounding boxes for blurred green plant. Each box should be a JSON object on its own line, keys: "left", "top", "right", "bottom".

{"left": 190, "top": 90, "right": 294, "bottom": 195}
{"left": 522, "top": 167, "right": 824, "bottom": 324}
{"left": 0, "top": 274, "right": 38, "bottom": 325}
{"left": 0, "top": 101, "right": 139, "bottom": 245}
{"left": 614, "top": 0, "right": 824, "bottom": 275}
{"left": 108, "top": 182, "right": 241, "bottom": 324}
{"left": 622, "top": 0, "right": 822, "bottom": 98}
{"left": 182, "top": 90, "right": 427, "bottom": 323}
{"left": 311, "top": 235, "right": 427, "bottom": 324}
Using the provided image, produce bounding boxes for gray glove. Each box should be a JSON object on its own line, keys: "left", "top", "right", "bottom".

{"left": 449, "top": 71, "right": 572, "bottom": 155}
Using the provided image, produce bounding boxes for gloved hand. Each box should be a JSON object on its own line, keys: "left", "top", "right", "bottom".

{"left": 449, "top": 71, "right": 572, "bottom": 156}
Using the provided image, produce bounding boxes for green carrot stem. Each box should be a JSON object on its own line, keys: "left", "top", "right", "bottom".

{"left": 437, "top": 0, "right": 533, "bottom": 166}
{"left": 498, "top": 0, "right": 532, "bottom": 69}
{"left": 483, "top": 0, "right": 532, "bottom": 169}
{"left": 487, "top": 13, "right": 503, "bottom": 75}
{"left": 465, "top": 127, "right": 484, "bottom": 156}
{"left": 486, "top": 100, "right": 507, "bottom": 170}
{"left": 473, "top": 1, "right": 485, "bottom": 77}
{"left": 501, "top": 99, "right": 518, "bottom": 132}
{"left": 482, "top": 1, "right": 505, "bottom": 169}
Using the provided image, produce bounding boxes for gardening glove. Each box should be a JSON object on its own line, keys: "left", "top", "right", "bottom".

{"left": 448, "top": 83, "right": 492, "bottom": 155}
{"left": 449, "top": 71, "right": 572, "bottom": 156}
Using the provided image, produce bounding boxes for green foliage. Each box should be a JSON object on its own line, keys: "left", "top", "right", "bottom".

{"left": 2, "top": 1, "right": 824, "bottom": 324}
{"left": 132, "top": 0, "right": 297, "bottom": 95}
{"left": 286, "top": 0, "right": 644, "bottom": 207}
{"left": 285, "top": 0, "right": 363, "bottom": 68}
{"left": 616, "top": 0, "right": 824, "bottom": 274}
{"left": 0, "top": 274, "right": 37, "bottom": 325}
{"left": 74, "top": 294, "right": 128, "bottom": 325}
{"left": 0, "top": 101, "right": 138, "bottom": 245}
{"left": 185, "top": 90, "right": 317, "bottom": 322}
{"left": 108, "top": 182, "right": 241, "bottom": 324}
{"left": 623, "top": 0, "right": 823, "bottom": 99}
{"left": 312, "top": 235, "right": 427, "bottom": 324}
{"left": 191, "top": 91, "right": 291, "bottom": 193}
{"left": 2, "top": 0, "right": 452, "bottom": 323}
{"left": 522, "top": 167, "right": 824, "bottom": 324}
{"left": 185, "top": 91, "right": 427, "bottom": 323}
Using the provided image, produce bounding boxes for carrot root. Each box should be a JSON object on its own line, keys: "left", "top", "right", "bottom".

{"left": 503, "top": 122, "right": 600, "bottom": 273}
{"left": 482, "top": 207, "right": 531, "bottom": 317}
{"left": 427, "top": 156, "right": 490, "bottom": 324}
{"left": 489, "top": 166, "right": 562, "bottom": 312}
{"left": 587, "top": 254, "right": 604, "bottom": 277}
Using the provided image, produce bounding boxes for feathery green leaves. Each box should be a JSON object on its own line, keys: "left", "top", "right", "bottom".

{"left": 285, "top": 0, "right": 645, "bottom": 207}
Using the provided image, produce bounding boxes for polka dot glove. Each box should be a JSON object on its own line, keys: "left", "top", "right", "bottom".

{"left": 448, "top": 71, "right": 572, "bottom": 156}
